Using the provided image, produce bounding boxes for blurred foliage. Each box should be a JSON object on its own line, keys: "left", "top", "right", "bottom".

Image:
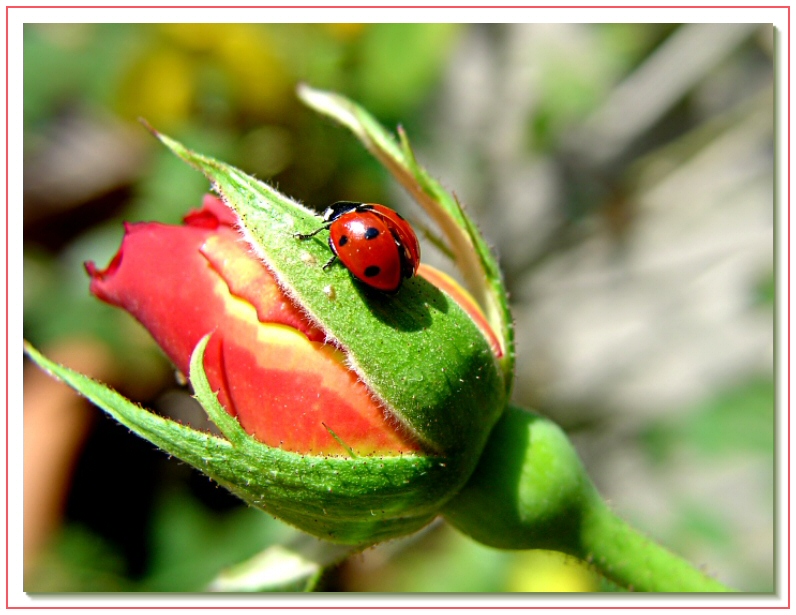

{"left": 27, "top": 487, "right": 295, "bottom": 592}
{"left": 638, "top": 377, "right": 775, "bottom": 593}
{"left": 755, "top": 270, "right": 776, "bottom": 306}
{"left": 342, "top": 526, "right": 604, "bottom": 593}
{"left": 528, "top": 24, "right": 678, "bottom": 154}
{"left": 641, "top": 379, "right": 774, "bottom": 462}
{"left": 23, "top": 22, "right": 774, "bottom": 593}
{"left": 29, "top": 487, "right": 606, "bottom": 593}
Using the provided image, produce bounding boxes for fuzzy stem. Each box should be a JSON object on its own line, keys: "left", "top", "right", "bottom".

{"left": 577, "top": 494, "right": 734, "bottom": 592}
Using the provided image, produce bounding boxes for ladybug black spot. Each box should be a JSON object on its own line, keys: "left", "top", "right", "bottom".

{"left": 364, "top": 265, "right": 381, "bottom": 278}
{"left": 338, "top": 235, "right": 349, "bottom": 246}
{"left": 364, "top": 227, "right": 380, "bottom": 240}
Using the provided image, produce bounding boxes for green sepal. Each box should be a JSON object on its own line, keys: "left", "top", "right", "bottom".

{"left": 297, "top": 84, "right": 515, "bottom": 394}
{"left": 24, "top": 339, "right": 450, "bottom": 545}
{"left": 188, "top": 334, "right": 250, "bottom": 447}
{"left": 23, "top": 341, "right": 236, "bottom": 484}
{"left": 151, "top": 129, "right": 505, "bottom": 478}
{"left": 187, "top": 335, "right": 453, "bottom": 543}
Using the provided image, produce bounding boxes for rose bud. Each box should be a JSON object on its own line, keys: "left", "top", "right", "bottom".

{"left": 78, "top": 192, "right": 506, "bottom": 545}
{"left": 85, "top": 195, "right": 420, "bottom": 457}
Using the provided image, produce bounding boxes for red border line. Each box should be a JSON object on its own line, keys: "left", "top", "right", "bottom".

{"left": 5, "top": 3, "right": 9, "bottom": 612}
{"left": 787, "top": 3, "right": 791, "bottom": 610}
{"left": 3, "top": 608, "right": 773, "bottom": 612}
{"left": 8, "top": 5, "right": 789, "bottom": 609}
{"left": 1, "top": 4, "right": 793, "bottom": 8}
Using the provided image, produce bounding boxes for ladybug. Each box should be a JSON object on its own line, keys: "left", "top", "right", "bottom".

{"left": 295, "top": 201, "right": 421, "bottom": 294}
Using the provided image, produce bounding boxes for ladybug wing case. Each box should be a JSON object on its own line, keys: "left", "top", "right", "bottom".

{"left": 329, "top": 212, "right": 404, "bottom": 293}
{"left": 367, "top": 204, "right": 421, "bottom": 279}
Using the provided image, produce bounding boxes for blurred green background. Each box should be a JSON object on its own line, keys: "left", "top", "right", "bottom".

{"left": 23, "top": 23, "right": 775, "bottom": 592}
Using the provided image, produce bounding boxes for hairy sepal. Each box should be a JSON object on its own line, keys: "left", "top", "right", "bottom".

{"left": 24, "top": 340, "right": 450, "bottom": 545}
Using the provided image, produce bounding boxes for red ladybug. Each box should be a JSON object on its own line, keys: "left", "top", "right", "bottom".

{"left": 295, "top": 201, "right": 420, "bottom": 293}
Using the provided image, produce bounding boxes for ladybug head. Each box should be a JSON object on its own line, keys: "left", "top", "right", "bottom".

{"left": 322, "top": 201, "right": 366, "bottom": 223}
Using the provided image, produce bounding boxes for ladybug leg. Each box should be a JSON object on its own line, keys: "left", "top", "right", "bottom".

{"left": 322, "top": 236, "right": 340, "bottom": 271}
{"left": 293, "top": 223, "right": 331, "bottom": 240}
{"left": 322, "top": 254, "right": 338, "bottom": 271}
{"left": 293, "top": 228, "right": 324, "bottom": 240}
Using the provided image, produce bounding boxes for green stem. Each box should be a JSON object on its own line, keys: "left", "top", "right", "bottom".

{"left": 442, "top": 404, "right": 736, "bottom": 592}
{"left": 578, "top": 494, "right": 733, "bottom": 592}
